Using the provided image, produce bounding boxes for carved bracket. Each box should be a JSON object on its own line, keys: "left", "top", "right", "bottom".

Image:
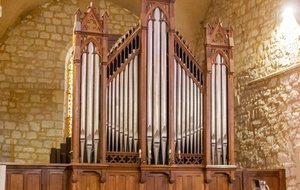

{"left": 140, "top": 170, "right": 176, "bottom": 184}
{"left": 72, "top": 169, "right": 107, "bottom": 184}
{"left": 72, "top": 169, "right": 80, "bottom": 183}
{"left": 205, "top": 169, "right": 235, "bottom": 184}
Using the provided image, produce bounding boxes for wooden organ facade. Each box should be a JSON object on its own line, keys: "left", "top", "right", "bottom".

{"left": 69, "top": 0, "right": 236, "bottom": 189}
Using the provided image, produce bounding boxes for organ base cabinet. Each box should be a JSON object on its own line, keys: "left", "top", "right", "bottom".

{"left": 5, "top": 164, "right": 68, "bottom": 190}
{"left": 4, "top": 164, "right": 286, "bottom": 190}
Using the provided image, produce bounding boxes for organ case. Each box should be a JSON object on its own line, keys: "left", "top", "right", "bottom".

{"left": 70, "top": 0, "right": 235, "bottom": 189}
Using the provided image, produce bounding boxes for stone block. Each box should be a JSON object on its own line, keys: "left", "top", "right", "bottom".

{"left": 5, "top": 121, "right": 16, "bottom": 130}
{"left": 52, "top": 90, "right": 64, "bottom": 103}
{"left": 26, "top": 132, "right": 37, "bottom": 139}
{"left": 12, "top": 131, "right": 22, "bottom": 139}
{"left": 42, "top": 121, "right": 54, "bottom": 129}
{"left": 46, "top": 25, "right": 57, "bottom": 33}
{"left": 30, "top": 140, "right": 43, "bottom": 148}
{"left": 43, "top": 11, "right": 54, "bottom": 18}
{"left": 29, "top": 122, "right": 41, "bottom": 131}
{"left": 51, "top": 33, "right": 62, "bottom": 41}
{"left": 46, "top": 129, "right": 62, "bottom": 137}
{"left": 40, "top": 32, "right": 50, "bottom": 39}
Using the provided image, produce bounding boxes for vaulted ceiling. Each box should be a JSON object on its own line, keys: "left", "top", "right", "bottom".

{"left": 0, "top": 0, "right": 212, "bottom": 41}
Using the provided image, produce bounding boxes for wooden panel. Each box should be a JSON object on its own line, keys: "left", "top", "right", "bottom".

{"left": 48, "top": 173, "right": 64, "bottom": 190}
{"left": 194, "top": 176, "right": 204, "bottom": 190}
{"left": 78, "top": 172, "right": 100, "bottom": 190}
{"left": 233, "top": 170, "right": 243, "bottom": 190}
{"left": 145, "top": 174, "right": 168, "bottom": 190}
{"left": 26, "top": 173, "right": 41, "bottom": 190}
{"left": 106, "top": 171, "right": 139, "bottom": 190}
{"left": 107, "top": 175, "right": 117, "bottom": 190}
{"left": 8, "top": 173, "right": 24, "bottom": 190}
{"left": 174, "top": 172, "right": 204, "bottom": 190}
{"left": 210, "top": 174, "right": 229, "bottom": 190}
{"left": 127, "top": 175, "right": 138, "bottom": 190}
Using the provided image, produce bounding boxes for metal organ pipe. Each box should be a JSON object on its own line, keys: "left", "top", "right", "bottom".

{"left": 124, "top": 65, "right": 129, "bottom": 152}
{"left": 192, "top": 83, "right": 199, "bottom": 153}
{"left": 211, "top": 54, "right": 228, "bottom": 165}
{"left": 86, "top": 43, "right": 95, "bottom": 163}
{"left": 216, "top": 57, "right": 222, "bottom": 165}
{"left": 173, "top": 58, "right": 204, "bottom": 162}
{"left": 186, "top": 73, "right": 190, "bottom": 153}
{"left": 94, "top": 54, "right": 100, "bottom": 163}
{"left": 133, "top": 56, "right": 139, "bottom": 153}
{"left": 80, "top": 52, "right": 87, "bottom": 163}
{"left": 105, "top": 37, "right": 140, "bottom": 155}
{"left": 181, "top": 68, "right": 186, "bottom": 154}
{"left": 161, "top": 17, "right": 167, "bottom": 165}
{"left": 221, "top": 60, "right": 228, "bottom": 165}
{"left": 119, "top": 72, "right": 124, "bottom": 152}
{"left": 176, "top": 61, "right": 182, "bottom": 154}
{"left": 79, "top": 42, "right": 102, "bottom": 163}
{"left": 147, "top": 17, "right": 153, "bottom": 164}
{"left": 111, "top": 78, "right": 116, "bottom": 152}
{"left": 128, "top": 56, "right": 134, "bottom": 152}
{"left": 108, "top": 77, "right": 112, "bottom": 151}
{"left": 173, "top": 60, "right": 177, "bottom": 153}
{"left": 211, "top": 63, "right": 216, "bottom": 164}
{"left": 200, "top": 89, "right": 204, "bottom": 154}
{"left": 153, "top": 8, "right": 161, "bottom": 165}
{"left": 115, "top": 74, "right": 120, "bottom": 152}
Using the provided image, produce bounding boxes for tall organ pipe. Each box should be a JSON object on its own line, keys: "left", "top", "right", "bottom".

{"left": 186, "top": 74, "right": 190, "bottom": 153}
{"left": 128, "top": 58, "right": 134, "bottom": 152}
{"left": 181, "top": 68, "right": 186, "bottom": 154}
{"left": 133, "top": 56, "right": 139, "bottom": 152}
{"left": 115, "top": 74, "right": 120, "bottom": 152}
{"left": 80, "top": 52, "right": 87, "bottom": 163}
{"left": 119, "top": 72, "right": 124, "bottom": 152}
{"left": 94, "top": 54, "right": 100, "bottom": 163}
{"left": 221, "top": 60, "right": 228, "bottom": 164}
{"left": 173, "top": 60, "right": 178, "bottom": 153}
{"left": 86, "top": 43, "right": 95, "bottom": 163}
{"left": 153, "top": 8, "right": 161, "bottom": 165}
{"left": 176, "top": 62, "right": 182, "bottom": 154}
{"left": 161, "top": 18, "right": 167, "bottom": 164}
{"left": 124, "top": 65, "right": 129, "bottom": 152}
{"left": 216, "top": 59, "right": 222, "bottom": 165}
{"left": 111, "top": 78, "right": 116, "bottom": 152}
{"left": 211, "top": 64, "right": 216, "bottom": 164}
{"left": 87, "top": 43, "right": 94, "bottom": 138}
{"left": 147, "top": 17, "right": 153, "bottom": 163}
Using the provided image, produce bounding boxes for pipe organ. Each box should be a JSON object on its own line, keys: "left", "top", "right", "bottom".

{"left": 70, "top": 0, "right": 236, "bottom": 189}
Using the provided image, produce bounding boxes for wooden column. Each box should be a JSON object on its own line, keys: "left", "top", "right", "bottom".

{"left": 168, "top": 1, "right": 176, "bottom": 164}
{"left": 139, "top": 0, "right": 148, "bottom": 163}
{"left": 99, "top": 12, "right": 109, "bottom": 164}
{"left": 227, "top": 29, "right": 234, "bottom": 165}
{"left": 72, "top": 9, "right": 82, "bottom": 163}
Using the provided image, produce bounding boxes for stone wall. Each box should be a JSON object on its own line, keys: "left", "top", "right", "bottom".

{"left": 0, "top": 0, "right": 138, "bottom": 163}
{"left": 204, "top": 0, "right": 300, "bottom": 189}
